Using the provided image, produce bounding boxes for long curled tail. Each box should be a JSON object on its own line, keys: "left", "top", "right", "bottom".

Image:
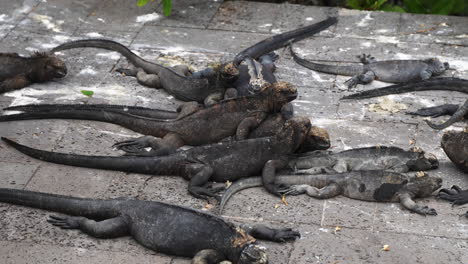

{"left": 233, "top": 17, "right": 338, "bottom": 66}
{"left": 341, "top": 77, "right": 468, "bottom": 100}
{"left": 425, "top": 99, "right": 468, "bottom": 130}
{"left": 51, "top": 39, "right": 168, "bottom": 75}
{"left": 0, "top": 188, "right": 119, "bottom": 219}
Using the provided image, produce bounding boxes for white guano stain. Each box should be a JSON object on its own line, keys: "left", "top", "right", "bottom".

{"left": 85, "top": 32, "right": 103, "bottom": 38}
{"left": 356, "top": 13, "right": 373, "bottom": 27}
{"left": 96, "top": 52, "right": 121, "bottom": 60}
{"left": 53, "top": 35, "right": 70, "bottom": 42}
{"left": 136, "top": 12, "right": 161, "bottom": 23}
{"left": 31, "top": 14, "right": 62, "bottom": 32}
{"left": 258, "top": 23, "right": 272, "bottom": 28}
{"left": 78, "top": 67, "right": 98, "bottom": 75}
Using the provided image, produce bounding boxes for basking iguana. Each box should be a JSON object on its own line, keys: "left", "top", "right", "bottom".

{"left": 341, "top": 78, "right": 468, "bottom": 129}
{"left": 0, "top": 188, "right": 300, "bottom": 263}
{"left": 50, "top": 17, "right": 337, "bottom": 104}
{"left": 289, "top": 146, "right": 439, "bottom": 174}
{"left": 289, "top": 45, "right": 450, "bottom": 88}
{"left": 2, "top": 116, "right": 312, "bottom": 199}
{"left": 219, "top": 171, "right": 442, "bottom": 216}
{"left": 0, "top": 82, "right": 297, "bottom": 156}
{"left": 0, "top": 52, "right": 67, "bottom": 94}
{"left": 441, "top": 129, "right": 468, "bottom": 173}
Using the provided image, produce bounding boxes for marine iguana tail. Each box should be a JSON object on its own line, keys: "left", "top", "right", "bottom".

{"left": 341, "top": 78, "right": 468, "bottom": 129}
{"left": 4, "top": 104, "right": 178, "bottom": 119}
{"left": 0, "top": 188, "right": 300, "bottom": 263}
{"left": 0, "top": 52, "right": 67, "bottom": 94}
{"left": 219, "top": 171, "right": 442, "bottom": 216}
{"left": 290, "top": 45, "right": 449, "bottom": 88}
{"left": 233, "top": 16, "right": 338, "bottom": 66}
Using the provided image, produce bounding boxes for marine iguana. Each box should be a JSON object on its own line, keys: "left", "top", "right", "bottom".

{"left": 289, "top": 45, "right": 450, "bottom": 88}
{"left": 219, "top": 170, "right": 442, "bottom": 216}
{"left": 2, "top": 116, "right": 311, "bottom": 199}
{"left": 0, "top": 52, "right": 67, "bottom": 94}
{"left": 441, "top": 129, "right": 468, "bottom": 173}
{"left": 0, "top": 188, "right": 300, "bottom": 263}
{"left": 50, "top": 17, "right": 337, "bottom": 104}
{"left": 341, "top": 78, "right": 468, "bottom": 129}
{"left": 0, "top": 82, "right": 297, "bottom": 156}
{"left": 289, "top": 146, "right": 439, "bottom": 174}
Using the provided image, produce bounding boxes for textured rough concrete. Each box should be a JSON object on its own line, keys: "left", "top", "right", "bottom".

{"left": 0, "top": 0, "right": 467, "bottom": 263}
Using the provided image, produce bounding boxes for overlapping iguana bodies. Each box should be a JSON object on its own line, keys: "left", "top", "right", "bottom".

{"left": 0, "top": 82, "right": 298, "bottom": 156}
{"left": 290, "top": 146, "right": 439, "bottom": 175}
{"left": 342, "top": 78, "right": 468, "bottom": 129}
{"left": 50, "top": 17, "right": 337, "bottom": 104}
{"left": 0, "top": 52, "right": 67, "bottom": 94}
{"left": 2, "top": 116, "right": 312, "bottom": 199}
{"left": 290, "top": 45, "right": 449, "bottom": 88}
{"left": 220, "top": 171, "right": 442, "bottom": 216}
{"left": 0, "top": 188, "right": 300, "bottom": 263}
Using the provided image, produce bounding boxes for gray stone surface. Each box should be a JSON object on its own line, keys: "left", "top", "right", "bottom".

{"left": 0, "top": 0, "right": 467, "bottom": 263}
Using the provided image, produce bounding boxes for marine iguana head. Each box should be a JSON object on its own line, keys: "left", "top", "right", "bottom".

{"left": 277, "top": 116, "right": 312, "bottom": 152}
{"left": 32, "top": 52, "right": 67, "bottom": 81}
{"left": 441, "top": 129, "right": 468, "bottom": 172}
{"left": 262, "top": 81, "right": 298, "bottom": 112}
{"left": 405, "top": 173, "right": 442, "bottom": 198}
{"left": 238, "top": 244, "right": 268, "bottom": 264}
{"left": 426, "top": 58, "right": 450, "bottom": 76}
{"left": 406, "top": 152, "right": 439, "bottom": 171}
{"left": 296, "top": 126, "right": 331, "bottom": 153}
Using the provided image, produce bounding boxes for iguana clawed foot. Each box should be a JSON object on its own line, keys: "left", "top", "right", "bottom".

{"left": 344, "top": 76, "right": 360, "bottom": 89}
{"left": 47, "top": 215, "right": 83, "bottom": 229}
{"left": 189, "top": 186, "right": 225, "bottom": 200}
{"left": 269, "top": 228, "right": 301, "bottom": 242}
{"left": 412, "top": 205, "right": 437, "bottom": 216}
{"left": 358, "top": 53, "right": 376, "bottom": 64}
{"left": 281, "top": 184, "right": 309, "bottom": 196}
{"left": 113, "top": 136, "right": 157, "bottom": 153}
{"left": 438, "top": 185, "right": 468, "bottom": 205}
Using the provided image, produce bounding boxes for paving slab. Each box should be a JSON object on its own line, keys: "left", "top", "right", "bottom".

{"left": 0, "top": 1, "right": 467, "bottom": 263}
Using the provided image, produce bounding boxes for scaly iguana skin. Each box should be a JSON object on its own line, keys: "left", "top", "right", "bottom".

{"left": 0, "top": 188, "right": 300, "bottom": 263}
{"left": 0, "top": 82, "right": 297, "bottom": 156}
{"left": 290, "top": 45, "right": 449, "bottom": 88}
{"left": 441, "top": 129, "right": 468, "bottom": 173}
{"left": 50, "top": 17, "right": 337, "bottom": 104}
{"left": 2, "top": 117, "right": 311, "bottom": 199}
{"left": 341, "top": 78, "right": 468, "bottom": 129}
{"left": 0, "top": 52, "right": 67, "bottom": 94}
{"left": 219, "top": 171, "right": 442, "bottom": 216}
{"left": 289, "top": 146, "right": 439, "bottom": 174}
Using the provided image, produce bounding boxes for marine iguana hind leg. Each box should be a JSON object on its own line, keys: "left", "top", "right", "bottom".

{"left": 240, "top": 224, "right": 301, "bottom": 242}
{"left": 0, "top": 76, "right": 31, "bottom": 93}
{"left": 191, "top": 249, "right": 225, "bottom": 264}
{"left": 407, "top": 104, "right": 459, "bottom": 118}
{"left": 235, "top": 112, "right": 268, "bottom": 140}
{"left": 345, "top": 71, "right": 376, "bottom": 89}
{"left": 262, "top": 160, "right": 290, "bottom": 196}
{"left": 438, "top": 185, "right": 468, "bottom": 205}
{"left": 398, "top": 192, "right": 437, "bottom": 215}
{"left": 47, "top": 215, "right": 129, "bottom": 238}
{"left": 113, "top": 133, "right": 184, "bottom": 156}
{"left": 283, "top": 182, "right": 342, "bottom": 199}
{"left": 425, "top": 100, "right": 468, "bottom": 129}
{"left": 187, "top": 165, "right": 223, "bottom": 200}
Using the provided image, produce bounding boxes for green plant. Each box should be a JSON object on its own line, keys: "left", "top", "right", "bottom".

{"left": 137, "top": 0, "right": 172, "bottom": 16}
{"left": 346, "top": 0, "right": 467, "bottom": 15}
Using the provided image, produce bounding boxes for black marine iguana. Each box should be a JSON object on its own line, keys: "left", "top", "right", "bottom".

{"left": 2, "top": 116, "right": 311, "bottom": 199}
{"left": 289, "top": 146, "right": 439, "bottom": 174}
{"left": 0, "top": 82, "right": 298, "bottom": 156}
{"left": 0, "top": 52, "right": 67, "bottom": 94}
{"left": 289, "top": 45, "right": 449, "bottom": 88}
{"left": 341, "top": 78, "right": 468, "bottom": 129}
{"left": 219, "top": 171, "right": 442, "bottom": 216}
{"left": 50, "top": 17, "right": 337, "bottom": 104}
{"left": 0, "top": 188, "right": 300, "bottom": 263}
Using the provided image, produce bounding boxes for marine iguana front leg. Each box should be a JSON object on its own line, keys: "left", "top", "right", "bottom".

{"left": 345, "top": 71, "right": 376, "bottom": 89}
{"left": 407, "top": 104, "right": 459, "bottom": 118}
{"left": 438, "top": 185, "right": 468, "bottom": 205}
{"left": 240, "top": 224, "right": 301, "bottom": 242}
{"left": 236, "top": 112, "right": 268, "bottom": 140}
{"left": 113, "top": 133, "right": 184, "bottom": 156}
{"left": 0, "top": 76, "right": 32, "bottom": 93}
{"left": 47, "top": 215, "right": 129, "bottom": 238}
{"left": 398, "top": 192, "right": 437, "bottom": 215}
{"left": 284, "top": 182, "right": 342, "bottom": 199}
{"left": 358, "top": 54, "right": 376, "bottom": 65}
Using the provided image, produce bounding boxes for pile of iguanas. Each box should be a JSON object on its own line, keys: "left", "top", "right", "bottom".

{"left": 0, "top": 13, "right": 467, "bottom": 263}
